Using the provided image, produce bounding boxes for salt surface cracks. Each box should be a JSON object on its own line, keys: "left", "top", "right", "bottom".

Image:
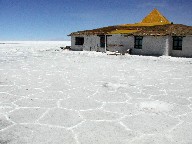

{"left": 0, "top": 41, "right": 192, "bottom": 143}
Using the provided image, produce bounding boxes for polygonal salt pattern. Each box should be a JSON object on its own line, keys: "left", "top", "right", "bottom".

{"left": 140, "top": 78, "right": 162, "bottom": 86}
{"left": 0, "top": 123, "right": 75, "bottom": 144}
{"left": 131, "top": 99, "right": 192, "bottom": 117}
{"left": 38, "top": 108, "right": 83, "bottom": 128}
{"left": 170, "top": 122, "right": 192, "bottom": 144}
{"left": 169, "top": 104, "right": 192, "bottom": 117}
{"left": 93, "top": 91, "right": 130, "bottom": 102}
{"left": 0, "top": 103, "right": 15, "bottom": 114}
{"left": 42, "top": 81, "right": 72, "bottom": 92}
{"left": 121, "top": 114, "right": 179, "bottom": 134}
{"left": 115, "top": 85, "right": 140, "bottom": 95}
{"left": 179, "top": 112, "right": 192, "bottom": 123}
{"left": 29, "top": 124, "right": 76, "bottom": 144}
{"left": 73, "top": 121, "right": 139, "bottom": 144}
{"left": 1, "top": 42, "right": 192, "bottom": 143}
{"left": 29, "top": 91, "right": 68, "bottom": 99}
{"left": 0, "top": 85, "right": 15, "bottom": 93}
{"left": 66, "top": 88, "right": 96, "bottom": 98}
{"left": 0, "top": 115, "right": 13, "bottom": 130}
{"left": 131, "top": 134, "right": 175, "bottom": 144}
{"left": 128, "top": 92, "right": 151, "bottom": 99}
{"left": 80, "top": 109, "right": 123, "bottom": 121}
{"left": 141, "top": 86, "right": 166, "bottom": 96}
{"left": 103, "top": 102, "right": 139, "bottom": 115}
{"left": 166, "top": 89, "right": 192, "bottom": 99}
{"left": 14, "top": 98, "right": 57, "bottom": 108}
{"left": 60, "top": 97, "right": 102, "bottom": 110}
{"left": 137, "top": 101, "right": 172, "bottom": 114}
{"left": 8, "top": 108, "right": 46, "bottom": 123}
{"left": 151, "top": 95, "right": 191, "bottom": 105}
{"left": 9, "top": 88, "right": 42, "bottom": 97}
{"left": 0, "top": 93, "right": 22, "bottom": 103}
{"left": 101, "top": 82, "right": 131, "bottom": 91}
{"left": 0, "top": 124, "right": 33, "bottom": 144}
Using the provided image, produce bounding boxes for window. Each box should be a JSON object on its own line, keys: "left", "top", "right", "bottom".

{"left": 75, "top": 37, "right": 84, "bottom": 45}
{"left": 173, "top": 36, "right": 183, "bottom": 50}
{"left": 134, "top": 36, "right": 143, "bottom": 49}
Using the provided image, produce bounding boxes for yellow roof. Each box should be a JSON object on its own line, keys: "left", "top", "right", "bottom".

{"left": 121, "top": 9, "right": 171, "bottom": 27}
{"left": 141, "top": 8, "right": 171, "bottom": 25}
{"left": 121, "top": 22, "right": 168, "bottom": 27}
{"left": 109, "top": 29, "right": 139, "bottom": 34}
{"left": 70, "top": 9, "right": 173, "bottom": 35}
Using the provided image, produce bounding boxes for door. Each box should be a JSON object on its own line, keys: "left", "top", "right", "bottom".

{"left": 100, "top": 35, "right": 106, "bottom": 48}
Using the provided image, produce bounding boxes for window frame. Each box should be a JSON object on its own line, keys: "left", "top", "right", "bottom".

{"left": 75, "top": 37, "right": 84, "bottom": 45}
{"left": 172, "top": 36, "right": 183, "bottom": 50}
{"left": 134, "top": 36, "right": 143, "bottom": 49}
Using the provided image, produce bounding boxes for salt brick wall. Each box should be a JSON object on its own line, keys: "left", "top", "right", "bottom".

{"left": 83, "top": 35, "right": 100, "bottom": 51}
{"left": 71, "top": 35, "right": 192, "bottom": 57}
{"left": 107, "top": 35, "right": 134, "bottom": 53}
{"left": 106, "top": 35, "right": 169, "bottom": 56}
{"left": 170, "top": 36, "right": 192, "bottom": 57}
{"left": 71, "top": 35, "right": 101, "bottom": 51}
{"left": 132, "top": 36, "right": 167, "bottom": 56}
{"left": 71, "top": 35, "right": 168, "bottom": 56}
{"left": 71, "top": 36, "right": 83, "bottom": 51}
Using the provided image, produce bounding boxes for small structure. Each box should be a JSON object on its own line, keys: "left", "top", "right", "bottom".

{"left": 69, "top": 9, "right": 192, "bottom": 57}
{"left": 60, "top": 46, "right": 71, "bottom": 50}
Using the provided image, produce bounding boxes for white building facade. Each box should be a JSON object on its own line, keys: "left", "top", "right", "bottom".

{"left": 70, "top": 9, "right": 192, "bottom": 57}
{"left": 71, "top": 35, "right": 192, "bottom": 57}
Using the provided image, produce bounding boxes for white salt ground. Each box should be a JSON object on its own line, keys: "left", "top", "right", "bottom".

{"left": 0, "top": 41, "right": 192, "bottom": 144}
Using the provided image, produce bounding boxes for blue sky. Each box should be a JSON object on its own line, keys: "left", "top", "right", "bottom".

{"left": 0, "top": 0, "right": 192, "bottom": 41}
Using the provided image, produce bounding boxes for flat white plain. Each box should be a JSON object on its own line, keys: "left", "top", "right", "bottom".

{"left": 0, "top": 41, "right": 192, "bottom": 144}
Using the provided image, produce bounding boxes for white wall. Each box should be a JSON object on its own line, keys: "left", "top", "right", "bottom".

{"left": 132, "top": 36, "right": 168, "bottom": 56}
{"left": 71, "top": 36, "right": 83, "bottom": 51}
{"left": 107, "top": 35, "right": 134, "bottom": 53}
{"left": 83, "top": 35, "right": 100, "bottom": 51}
{"left": 71, "top": 35, "right": 169, "bottom": 55}
{"left": 170, "top": 36, "right": 192, "bottom": 57}
{"left": 71, "top": 35, "right": 192, "bottom": 57}
{"left": 71, "top": 35, "right": 102, "bottom": 51}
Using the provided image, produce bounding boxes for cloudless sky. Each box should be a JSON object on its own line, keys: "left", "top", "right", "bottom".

{"left": 0, "top": 0, "right": 192, "bottom": 41}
